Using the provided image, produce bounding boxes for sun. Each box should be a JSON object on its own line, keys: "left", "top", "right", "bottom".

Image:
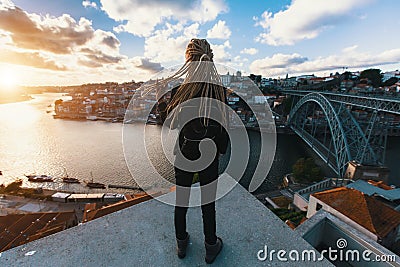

{"left": 0, "top": 67, "right": 18, "bottom": 92}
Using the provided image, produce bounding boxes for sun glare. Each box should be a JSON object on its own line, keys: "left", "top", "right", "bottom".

{"left": 0, "top": 67, "right": 18, "bottom": 92}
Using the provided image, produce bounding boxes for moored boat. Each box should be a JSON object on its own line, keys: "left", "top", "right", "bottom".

{"left": 61, "top": 168, "right": 80, "bottom": 183}
{"left": 85, "top": 181, "right": 106, "bottom": 189}
{"left": 85, "top": 171, "right": 105, "bottom": 189}
{"left": 25, "top": 174, "right": 36, "bottom": 179}
{"left": 63, "top": 177, "right": 80, "bottom": 183}
{"left": 27, "top": 174, "right": 54, "bottom": 182}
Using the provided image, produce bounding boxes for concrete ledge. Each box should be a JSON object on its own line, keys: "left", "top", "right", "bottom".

{"left": 0, "top": 175, "right": 332, "bottom": 266}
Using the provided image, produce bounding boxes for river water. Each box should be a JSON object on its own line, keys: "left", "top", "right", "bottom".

{"left": 0, "top": 93, "right": 398, "bottom": 194}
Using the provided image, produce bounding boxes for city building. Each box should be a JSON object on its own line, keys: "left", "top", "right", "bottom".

{"left": 345, "top": 161, "right": 390, "bottom": 183}
{"left": 307, "top": 187, "right": 400, "bottom": 248}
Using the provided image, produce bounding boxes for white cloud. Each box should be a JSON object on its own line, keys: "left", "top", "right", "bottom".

{"left": 250, "top": 53, "right": 308, "bottom": 74}
{"left": 0, "top": 4, "right": 127, "bottom": 70}
{"left": 250, "top": 47, "right": 400, "bottom": 77}
{"left": 143, "top": 21, "right": 233, "bottom": 65}
{"left": 0, "top": 2, "right": 165, "bottom": 84}
{"left": 342, "top": 45, "right": 358, "bottom": 53}
{"left": 82, "top": 0, "right": 97, "bottom": 9}
{"left": 0, "top": 6, "right": 97, "bottom": 54}
{"left": 0, "top": 0, "right": 13, "bottom": 10}
{"left": 234, "top": 55, "right": 248, "bottom": 63}
{"left": 210, "top": 40, "right": 231, "bottom": 63}
{"left": 207, "top": 20, "right": 231, "bottom": 39}
{"left": 255, "top": 0, "right": 375, "bottom": 46}
{"left": 229, "top": 55, "right": 248, "bottom": 69}
{"left": 240, "top": 47, "right": 258, "bottom": 55}
{"left": 144, "top": 23, "right": 200, "bottom": 63}
{"left": 100, "top": 0, "right": 227, "bottom": 37}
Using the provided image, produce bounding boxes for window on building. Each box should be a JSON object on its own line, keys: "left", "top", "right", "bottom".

{"left": 316, "top": 203, "right": 322, "bottom": 211}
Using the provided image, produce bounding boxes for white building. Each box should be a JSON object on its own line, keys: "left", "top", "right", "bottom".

{"left": 221, "top": 72, "right": 232, "bottom": 87}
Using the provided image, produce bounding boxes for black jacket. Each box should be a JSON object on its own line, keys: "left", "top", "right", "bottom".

{"left": 161, "top": 83, "right": 229, "bottom": 160}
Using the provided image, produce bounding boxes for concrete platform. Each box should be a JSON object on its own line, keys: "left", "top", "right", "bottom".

{"left": 0, "top": 175, "right": 332, "bottom": 266}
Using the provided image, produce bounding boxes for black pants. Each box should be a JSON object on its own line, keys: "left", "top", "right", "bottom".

{"left": 174, "top": 156, "right": 219, "bottom": 245}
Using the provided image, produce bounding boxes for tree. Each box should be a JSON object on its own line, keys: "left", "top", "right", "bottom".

{"left": 292, "top": 158, "right": 306, "bottom": 181}
{"left": 359, "top": 69, "right": 383, "bottom": 88}
{"left": 282, "top": 96, "right": 294, "bottom": 115}
{"left": 292, "top": 157, "right": 322, "bottom": 183}
{"left": 342, "top": 71, "right": 352, "bottom": 80}
{"left": 383, "top": 77, "right": 398, "bottom": 87}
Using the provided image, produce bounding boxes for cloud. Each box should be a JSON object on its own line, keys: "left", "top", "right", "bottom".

{"left": 206, "top": 20, "right": 231, "bottom": 39}
{"left": 131, "top": 57, "right": 164, "bottom": 73}
{"left": 251, "top": 53, "right": 308, "bottom": 70}
{"left": 144, "top": 20, "right": 232, "bottom": 65}
{"left": 102, "top": 35, "right": 120, "bottom": 49}
{"left": 255, "top": 0, "right": 375, "bottom": 46}
{"left": 0, "top": 1, "right": 168, "bottom": 85}
{"left": 342, "top": 45, "right": 358, "bottom": 53}
{"left": 144, "top": 23, "right": 199, "bottom": 63}
{"left": 80, "top": 48, "right": 123, "bottom": 65}
{"left": 0, "top": 0, "right": 13, "bottom": 10}
{"left": 0, "top": 49, "right": 67, "bottom": 70}
{"left": 0, "top": 3, "right": 125, "bottom": 72}
{"left": 78, "top": 59, "right": 103, "bottom": 68}
{"left": 210, "top": 40, "right": 231, "bottom": 62}
{"left": 82, "top": 0, "right": 97, "bottom": 9}
{"left": 0, "top": 5, "right": 95, "bottom": 54}
{"left": 240, "top": 48, "right": 258, "bottom": 55}
{"left": 100, "top": 0, "right": 227, "bottom": 37}
{"left": 0, "top": 0, "right": 232, "bottom": 85}
{"left": 250, "top": 48, "right": 400, "bottom": 77}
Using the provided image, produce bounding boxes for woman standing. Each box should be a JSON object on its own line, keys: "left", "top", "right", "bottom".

{"left": 166, "top": 38, "right": 228, "bottom": 264}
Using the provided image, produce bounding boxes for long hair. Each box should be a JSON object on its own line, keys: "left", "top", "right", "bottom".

{"left": 142, "top": 38, "right": 227, "bottom": 126}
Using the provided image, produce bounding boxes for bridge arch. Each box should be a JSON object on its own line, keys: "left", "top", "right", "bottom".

{"left": 288, "top": 93, "right": 376, "bottom": 177}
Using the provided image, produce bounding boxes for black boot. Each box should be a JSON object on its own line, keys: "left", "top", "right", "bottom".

{"left": 176, "top": 233, "right": 190, "bottom": 259}
{"left": 205, "top": 237, "right": 223, "bottom": 264}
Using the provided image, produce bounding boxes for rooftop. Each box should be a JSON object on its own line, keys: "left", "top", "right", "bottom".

{"left": 296, "top": 210, "right": 400, "bottom": 267}
{"left": 347, "top": 179, "right": 400, "bottom": 202}
{"left": 0, "top": 175, "right": 331, "bottom": 266}
{"left": 313, "top": 187, "right": 400, "bottom": 238}
{"left": 0, "top": 211, "right": 77, "bottom": 252}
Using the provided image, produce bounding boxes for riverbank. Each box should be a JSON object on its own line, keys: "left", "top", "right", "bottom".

{"left": 0, "top": 180, "right": 56, "bottom": 200}
{"left": 0, "top": 94, "right": 33, "bottom": 105}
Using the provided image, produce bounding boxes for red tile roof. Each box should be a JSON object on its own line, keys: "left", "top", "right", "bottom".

{"left": 0, "top": 211, "right": 77, "bottom": 252}
{"left": 82, "top": 192, "right": 161, "bottom": 223}
{"left": 312, "top": 187, "right": 400, "bottom": 239}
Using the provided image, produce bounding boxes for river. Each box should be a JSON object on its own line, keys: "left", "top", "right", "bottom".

{"left": 0, "top": 93, "right": 399, "bottom": 194}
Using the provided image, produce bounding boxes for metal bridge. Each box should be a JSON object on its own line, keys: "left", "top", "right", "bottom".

{"left": 281, "top": 89, "right": 399, "bottom": 177}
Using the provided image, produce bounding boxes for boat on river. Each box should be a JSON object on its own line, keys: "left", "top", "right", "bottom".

{"left": 26, "top": 174, "right": 54, "bottom": 182}
{"left": 85, "top": 171, "right": 106, "bottom": 189}
{"left": 63, "top": 177, "right": 80, "bottom": 183}
{"left": 85, "top": 181, "right": 106, "bottom": 189}
{"left": 61, "top": 168, "right": 80, "bottom": 183}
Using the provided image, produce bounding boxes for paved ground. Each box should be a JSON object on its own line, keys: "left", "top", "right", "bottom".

{"left": 0, "top": 174, "right": 332, "bottom": 266}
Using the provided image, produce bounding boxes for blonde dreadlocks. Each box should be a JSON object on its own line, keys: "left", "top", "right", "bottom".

{"left": 167, "top": 39, "right": 227, "bottom": 126}
{"left": 141, "top": 38, "right": 227, "bottom": 126}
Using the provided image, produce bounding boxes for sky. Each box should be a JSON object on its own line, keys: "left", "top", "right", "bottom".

{"left": 0, "top": 0, "right": 400, "bottom": 86}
